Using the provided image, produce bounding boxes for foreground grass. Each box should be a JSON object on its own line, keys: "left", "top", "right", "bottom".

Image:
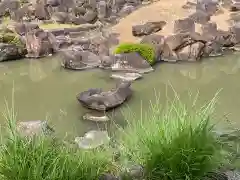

{"left": 118, "top": 93, "right": 223, "bottom": 180}
{"left": 0, "top": 107, "right": 113, "bottom": 180}
{"left": 0, "top": 91, "right": 237, "bottom": 180}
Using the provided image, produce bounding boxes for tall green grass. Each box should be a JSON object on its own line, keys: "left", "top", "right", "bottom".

{"left": 118, "top": 92, "right": 223, "bottom": 180}
{"left": 0, "top": 103, "right": 113, "bottom": 180}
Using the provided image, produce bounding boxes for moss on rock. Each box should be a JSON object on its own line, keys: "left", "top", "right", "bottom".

{"left": 0, "top": 32, "right": 24, "bottom": 47}
{"left": 114, "top": 43, "right": 156, "bottom": 65}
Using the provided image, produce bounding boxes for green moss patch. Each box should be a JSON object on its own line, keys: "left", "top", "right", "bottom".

{"left": 0, "top": 33, "right": 24, "bottom": 47}
{"left": 40, "top": 23, "right": 80, "bottom": 30}
{"left": 114, "top": 43, "right": 156, "bottom": 65}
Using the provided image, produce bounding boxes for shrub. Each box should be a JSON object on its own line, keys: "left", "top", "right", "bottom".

{"left": 114, "top": 43, "right": 156, "bottom": 65}
{"left": 0, "top": 107, "right": 113, "bottom": 180}
{"left": 118, "top": 93, "right": 223, "bottom": 180}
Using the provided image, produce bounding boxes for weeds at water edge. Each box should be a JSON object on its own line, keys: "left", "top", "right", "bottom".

{"left": 0, "top": 102, "right": 113, "bottom": 180}
{"left": 118, "top": 92, "right": 224, "bottom": 180}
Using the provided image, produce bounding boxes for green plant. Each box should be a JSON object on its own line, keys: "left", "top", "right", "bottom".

{"left": 114, "top": 43, "right": 156, "bottom": 65}
{"left": 118, "top": 92, "right": 223, "bottom": 180}
{"left": 0, "top": 104, "right": 113, "bottom": 180}
{"left": 0, "top": 33, "right": 24, "bottom": 47}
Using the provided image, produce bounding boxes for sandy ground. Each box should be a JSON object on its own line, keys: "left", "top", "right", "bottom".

{"left": 111, "top": 0, "right": 233, "bottom": 43}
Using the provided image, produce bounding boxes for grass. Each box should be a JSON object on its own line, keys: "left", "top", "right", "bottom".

{"left": 0, "top": 103, "right": 114, "bottom": 180}
{"left": 0, "top": 90, "right": 238, "bottom": 180}
{"left": 117, "top": 92, "right": 224, "bottom": 180}
{"left": 114, "top": 43, "right": 156, "bottom": 65}
{"left": 39, "top": 23, "right": 80, "bottom": 30}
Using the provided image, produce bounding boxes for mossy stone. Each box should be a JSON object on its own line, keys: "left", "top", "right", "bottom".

{"left": 114, "top": 43, "right": 156, "bottom": 65}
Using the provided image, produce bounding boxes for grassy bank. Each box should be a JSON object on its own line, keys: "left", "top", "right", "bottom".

{"left": 0, "top": 94, "right": 238, "bottom": 180}
{"left": 117, "top": 94, "right": 225, "bottom": 180}
{"left": 0, "top": 105, "right": 113, "bottom": 180}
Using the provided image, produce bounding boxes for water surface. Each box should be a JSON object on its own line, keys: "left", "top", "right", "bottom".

{"left": 0, "top": 53, "right": 240, "bottom": 137}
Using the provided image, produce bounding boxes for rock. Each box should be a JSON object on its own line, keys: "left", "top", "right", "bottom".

{"left": 74, "top": 130, "right": 110, "bottom": 149}
{"left": 132, "top": 21, "right": 166, "bottom": 36}
{"left": 97, "top": 1, "right": 107, "bottom": 19}
{"left": 111, "top": 52, "right": 154, "bottom": 73}
{"left": 140, "top": 34, "right": 165, "bottom": 61}
{"left": 204, "top": 172, "right": 228, "bottom": 180}
{"left": 35, "top": 1, "right": 50, "bottom": 20}
{"left": 83, "top": 9, "right": 97, "bottom": 23}
{"left": 77, "top": 81, "right": 132, "bottom": 111}
{"left": 71, "top": 16, "right": 86, "bottom": 25}
{"left": 14, "top": 23, "right": 39, "bottom": 36}
{"left": 118, "top": 4, "right": 136, "bottom": 16}
{"left": 72, "top": 6, "right": 86, "bottom": 16}
{"left": 82, "top": 113, "right": 110, "bottom": 122}
{"left": 161, "top": 32, "right": 207, "bottom": 62}
{"left": 230, "top": 22, "right": 240, "bottom": 44}
{"left": 176, "top": 41, "right": 205, "bottom": 61}
{"left": 174, "top": 18, "right": 195, "bottom": 34}
{"left": 201, "top": 22, "right": 217, "bottom": 34}
{"left": 203, "top": 41, "right": 223, "bottom": 57}
{"left": 25, "top": 29, "right": 55, "bottom": 58}
{"left": 121, "top": 163, "right": 144, "bottom": 179}
{"left": 188, "top": 10, "right": 211, "bottom": 24}
{"left": 225, "top": 170, "right": 240, "bottom": 180}
{"left": 111, "top": 72, "right": 142, "bottom": 81}
{"left": 0, "top": 0, "right": 20, "bottom": 16}
{"left": 51, "top": 12, "right": 69, "bottom": 23}
{"left": 16, "top": 120, "right": 54, "bottom": 137}
{"left": 46, "top": 0, "right": 60, "bottom": 7}
{"left": 61, "top": 50, "right": 101, "bottom": 70}
{"left": 196, "top": 0, "right": 219, "bottom": 15}
{"left": 231, "top": 0, "right": 240, "bottom": 11}
{"left": 0, "top": 43, "right": 25, "bottom": 61}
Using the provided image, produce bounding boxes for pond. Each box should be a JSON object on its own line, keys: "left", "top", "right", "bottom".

{"left": 0, "top": 53, "right": 240, "bottom": 137}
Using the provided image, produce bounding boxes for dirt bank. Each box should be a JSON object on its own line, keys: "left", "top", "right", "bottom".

{"left": 112, "top": 0, "right": 232, "bottom": 42}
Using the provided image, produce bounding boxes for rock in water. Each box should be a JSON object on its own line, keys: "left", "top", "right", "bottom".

{"left": 77, "top": 81, "right": 132, "bottom": 111}
{"left": 16, "top": 120, "right": 54, "bottom": 137}
{"left": 74, "top": 130, "right": 110, "bottom": 149}
{"left": 111, "top": 52, "right": 154, "bottom": 73}
{"left": 61, "top": 50, "right": 101, "bottom": 70}
{"left": 110, "top": 73, "right": 142, "bottom": 81}
{"left": 0, "top": 43, "right": 26, "bottom": 62}
{"left": 82, "top": 113, "right": 110, "bottom": 122}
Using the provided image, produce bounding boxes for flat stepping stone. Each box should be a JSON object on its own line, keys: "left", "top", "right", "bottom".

{"left": 82, "top": 113, "right": 110, "bottom": 122}
{"left": 111, "top": 73, "right": 142, "bottom": 81}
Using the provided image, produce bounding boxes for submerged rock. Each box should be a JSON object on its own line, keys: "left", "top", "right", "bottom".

{"left": 82, "top": 113, "right": 110, "bottom": 122}
{"left": 110, "top": 72, "right": 142, "bottom": 81}
{"left": 16, "top": 120, "right": 54, "bottom": 137}
{"left": 77, "top": 81, "right": 132, "bottom": 111}
{"left": 74, "top": 130, "right": 110, "bottom": 149}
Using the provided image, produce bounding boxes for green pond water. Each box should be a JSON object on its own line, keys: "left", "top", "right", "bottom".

{"left": 0, "top": 53, "right": 240, "bottom": 137}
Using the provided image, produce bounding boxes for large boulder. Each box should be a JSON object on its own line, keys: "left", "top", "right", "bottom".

{"left": 77, "top": 81, "right": 132, "bottom": 111}
{"left": 196, "top": 0, "right": 219, "bottom": 15}
{"left": 0, "top": 0, "right": 20, "bottom": 16}
{"left": 61, "top": 50, "right": 101, "bottom": 70}
{"left": 111, "top": 52, "right": 154, "bottom": 73}
{"left": 132, "top": 21, "right": 166, "bottom": 36}
{"left": 25, "top": 29, "right": 56, "bottom": 58}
